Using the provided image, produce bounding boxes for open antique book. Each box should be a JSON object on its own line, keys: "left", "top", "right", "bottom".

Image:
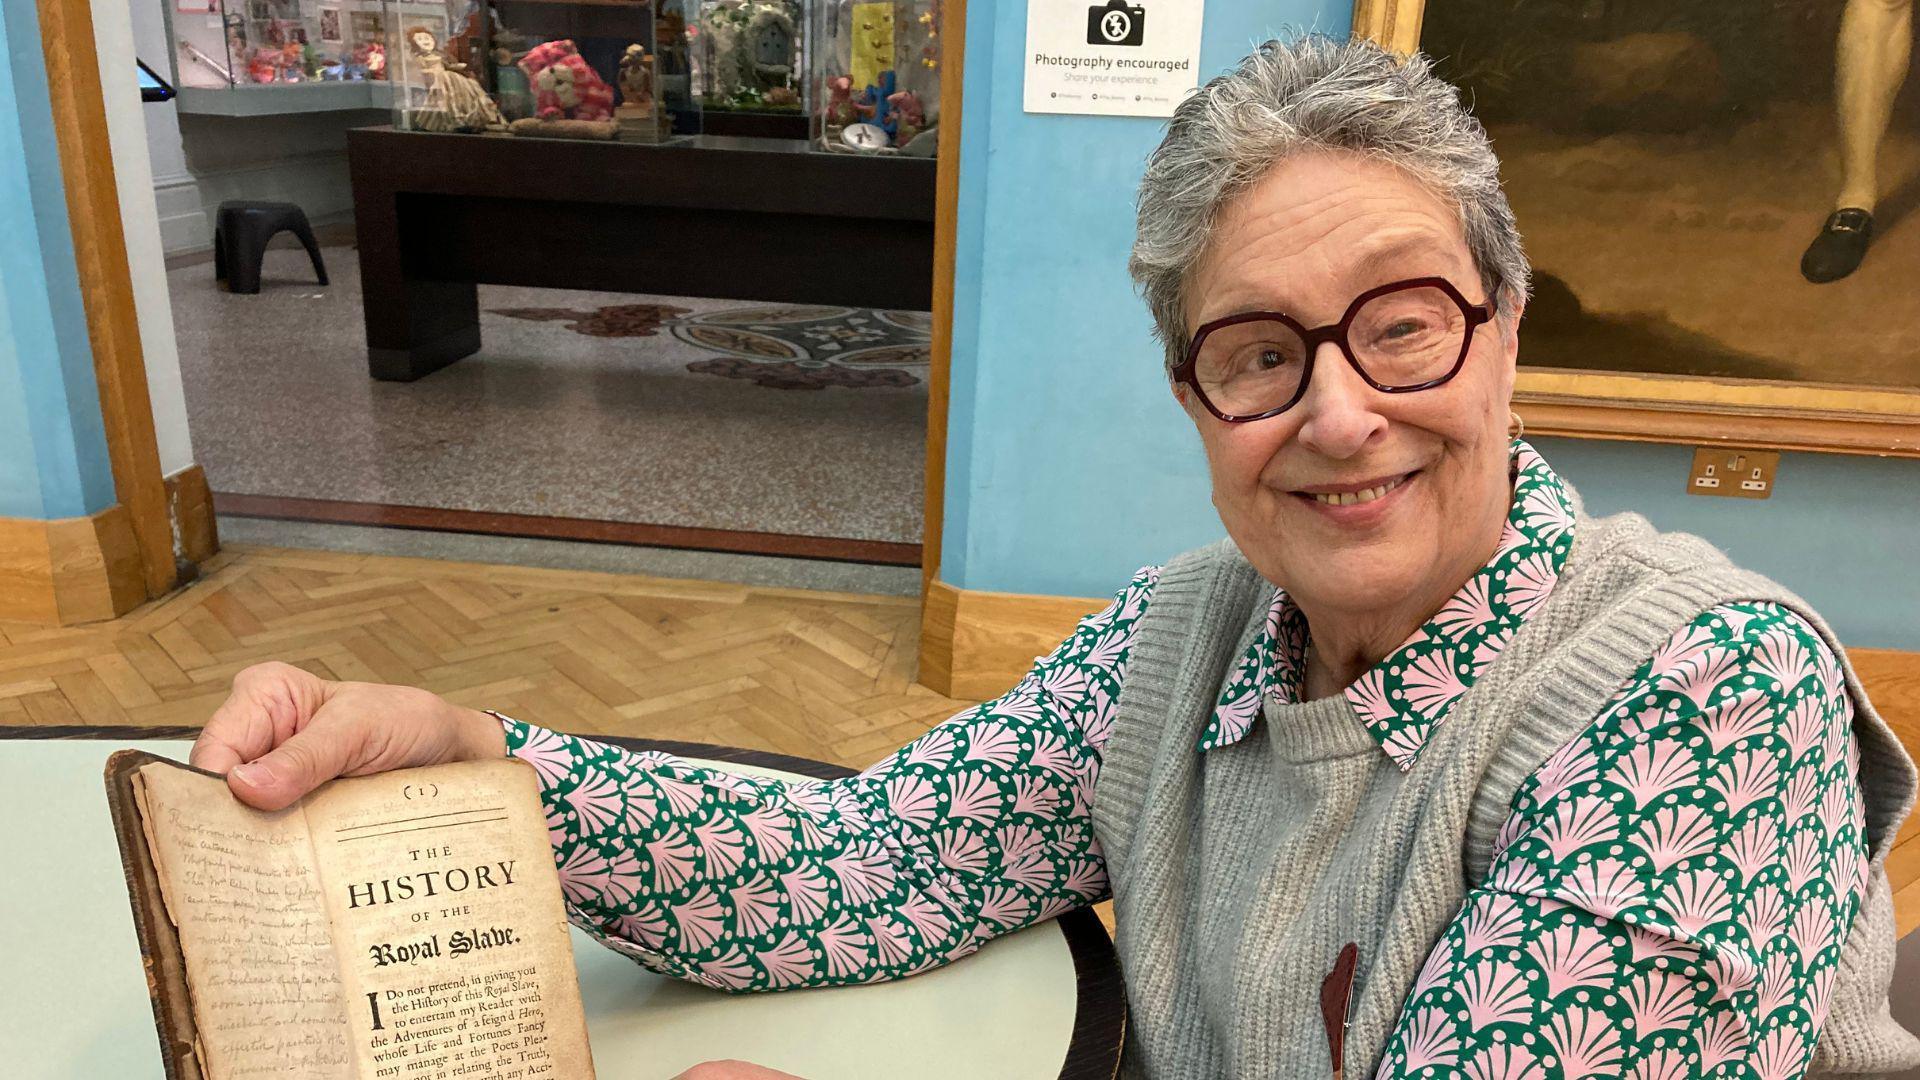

{"left": 104, "top": 750, "right": 596, "bottom": 1080}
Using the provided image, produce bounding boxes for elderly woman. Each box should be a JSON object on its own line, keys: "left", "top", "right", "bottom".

{"left": 193, "top": 35, "right": 1917, "bottom": 1080}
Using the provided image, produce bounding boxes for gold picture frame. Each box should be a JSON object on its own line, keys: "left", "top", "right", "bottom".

{"left": 1352, "top": 0, "right": 1920, "bottom": 457}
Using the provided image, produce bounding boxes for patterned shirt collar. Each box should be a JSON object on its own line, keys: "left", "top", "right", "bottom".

{"left": 1195, "top": 440, "right": 1577, "bottom": 769}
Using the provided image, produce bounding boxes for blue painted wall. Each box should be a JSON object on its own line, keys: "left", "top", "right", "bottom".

{"left": 1535, "top": 439, "right": 1919, "bottom": 651}
{"left": 0, "top": 0, "right": 117, "bottom": 521}
{"left": 942, "top": 0, "right": 1344, "bottom": 598}
{"left": 939, "top": 1, "right": 1920, "bottom": 652}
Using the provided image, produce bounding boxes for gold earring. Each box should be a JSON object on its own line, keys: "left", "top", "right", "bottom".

{"left": 1508, "top": 410, "right": 1526, "bottom": 441}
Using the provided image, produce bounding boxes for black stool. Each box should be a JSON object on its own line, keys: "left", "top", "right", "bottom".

{"left": 213, "top": 201, "right": 329, "bottom": 294}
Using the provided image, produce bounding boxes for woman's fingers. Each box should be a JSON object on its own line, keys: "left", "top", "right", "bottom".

{"left": 193, "top": 664, "right": 487, "bottom": 811}
{"left": 187, "top": 723, "right": 248, "bottom": 777}
{"left": 190, "top": 662, "right": 319, "bottom": 776}
{"left": 226, "top": 719, "right": 358, "bottom": 811}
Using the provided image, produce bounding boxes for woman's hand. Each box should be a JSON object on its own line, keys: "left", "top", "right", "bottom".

{"left": 669, "top": 1062, "right": 808, "bottom": 1080}
{"left": 188, "top": 661, "right": 507, "bottom": 811}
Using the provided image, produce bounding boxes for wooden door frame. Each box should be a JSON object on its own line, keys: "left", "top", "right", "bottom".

{"left": 921, "top": 0, "right": 965, "bottom": 602}
{"left": 33, "top": 0, "right": 178, "bottom": 606}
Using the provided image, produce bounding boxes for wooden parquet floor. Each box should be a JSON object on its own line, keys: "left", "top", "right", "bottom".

{"left": 0, "top": 544, "right": 972, "bottom": 769}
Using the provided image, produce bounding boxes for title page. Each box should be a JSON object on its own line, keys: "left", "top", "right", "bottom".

{"left": 304, "top": 759, "right": 595, "bottom": 1080}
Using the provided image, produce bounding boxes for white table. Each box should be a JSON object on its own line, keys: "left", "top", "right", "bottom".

{"left": 0, "top": 734, "right": 1123, "bottom": 1080}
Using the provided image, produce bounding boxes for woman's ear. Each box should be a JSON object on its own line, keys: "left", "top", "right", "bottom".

{"left": 1499, "top": 296, "right": 1526, "bottom": 365}
{"left": 1170, "top": 379, "right": 1205, "bottom": 425}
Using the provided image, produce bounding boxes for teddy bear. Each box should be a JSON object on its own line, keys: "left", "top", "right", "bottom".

{"left": 517, "top": 40, "right": 614, "bottom": 122}
{"left": 822, "top": 75, "right": 857, "bottom": 127}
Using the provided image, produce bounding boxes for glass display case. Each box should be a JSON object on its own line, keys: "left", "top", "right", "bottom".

{"left": 171, "top": 0, "right": 390, "bottom": 91}
{"left": 384, "top": 0, "right": 698, "bottom": 140}
{"left": 690, "top": 0, "right": 804, "bottom": 118}
{"left": 807, "top": 0, "right": 938, "bottom": 154}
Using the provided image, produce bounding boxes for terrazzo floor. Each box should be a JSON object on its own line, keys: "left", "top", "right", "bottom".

{"left": 170, "top": 246, "right": 929, "bottom": 546}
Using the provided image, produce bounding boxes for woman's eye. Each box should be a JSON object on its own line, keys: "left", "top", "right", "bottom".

{"left": 1256, "top": 349, "right": 1284, "bottom": 370}
{"left": 1383, "top": 319, "right": 1423, "bottom": 339}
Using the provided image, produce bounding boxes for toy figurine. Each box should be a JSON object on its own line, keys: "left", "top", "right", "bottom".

{"left": 280, "top": 41, "right": 306, "bottom": 81}
{"left": 246, "top": 48, "right": 278, "bottom": 84}
{"left": 518, "top": 39, "right": 615, "bottom": 122}
{"left": 854, "top": 69, "right": 897, "bottom": 138}
{"left": 618, "top": 43, "right": 656, "bottom": 116}
{"left": 360, "top": 41, "right": 387, "bottom": 80}
{"left": 823, "top": 75, "right": 857, "bottom": 126}
{"left": 887, "top": 89, "right": 925, "bottom": 144}
{"left": 405, "top": 26, "right": 507, "bottom": 132}
{"left": 764, "top": 86, "right": 798, "bottom": 108}
{"left": 614, "top": 42, "right": 663, "bottom": 139}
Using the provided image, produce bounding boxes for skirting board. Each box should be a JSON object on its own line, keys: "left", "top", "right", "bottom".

{"left": 164, "top": 464, "right": 219, "bottom": 567}
{"left": 917, "top": 579, "right": 1920, "bottom": 934}
{"left": 917, "top": 580, "right": 1109, "bottom": 702}
{"left": 0, "top": 505, "right": 145, "bottom": 624}
{"left": 0, "top": 466, "right": 219, "bottom": 627}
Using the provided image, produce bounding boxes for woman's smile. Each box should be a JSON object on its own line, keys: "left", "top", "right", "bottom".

{"left": 1287, "top": 468, "right": 1420, "bottom": 524}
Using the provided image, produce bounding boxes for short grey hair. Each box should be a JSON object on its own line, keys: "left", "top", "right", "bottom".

{"left": 1130, "top": 34, "right": 1531, "bottom": 372}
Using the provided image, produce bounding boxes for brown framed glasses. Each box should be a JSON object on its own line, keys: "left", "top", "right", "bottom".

{"left": 1172, "top": 277, "right": 1497, "bottom": 424}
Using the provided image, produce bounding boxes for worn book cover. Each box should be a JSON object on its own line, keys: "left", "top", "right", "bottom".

{"left": 105, "top": 749, "right": 596, "bottom": 1080}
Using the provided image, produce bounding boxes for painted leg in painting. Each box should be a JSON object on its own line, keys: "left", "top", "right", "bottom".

{"left": 1803, "top": 0, "right": 1913, "bottom": 283}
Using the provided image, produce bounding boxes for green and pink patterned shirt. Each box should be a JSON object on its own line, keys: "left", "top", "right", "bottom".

{"left": 500, "top": 440, "right": 1865, "bottom": 1080}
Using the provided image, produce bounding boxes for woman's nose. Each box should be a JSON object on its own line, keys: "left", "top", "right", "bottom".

{"left": 1291, "top": 341, "right": 1387, "bottom": 457}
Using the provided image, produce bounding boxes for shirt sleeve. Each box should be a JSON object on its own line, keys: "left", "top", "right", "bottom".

{"left": 1374, "top": 601, "right": 1869, "bottom": 1080}
{"left": 499, "top": 564, "right": 1161, "bottom": 993}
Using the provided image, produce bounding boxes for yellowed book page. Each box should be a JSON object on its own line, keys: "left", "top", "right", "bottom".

{"left": 133, "top": 764, "right": 356, "bottom": 1079}
{"left": 303, "top": 758, "right": 596, "bottom": 1080}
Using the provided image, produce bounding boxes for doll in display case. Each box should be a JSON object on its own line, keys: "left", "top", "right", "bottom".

{"left": 808, "top": 0, "right": 938, "bottom": 153}
{"left": 403, "top": 24, "right": 508, "bottom": 131}
{"left": 507, "top": 38, "right": 620, "bottom": 139}
{"left": 376, "top": 0, "right": 693, "bottom": 138}
{"left": 616, "top": 42, "right": 667, "bottom": 139}
{"left": 355, "top": 39, "right": 387, "bottom": 79}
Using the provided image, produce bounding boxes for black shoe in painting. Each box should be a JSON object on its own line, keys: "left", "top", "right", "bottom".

{"left": 1800, "top": 207, "right": 1874, "bottom": 283}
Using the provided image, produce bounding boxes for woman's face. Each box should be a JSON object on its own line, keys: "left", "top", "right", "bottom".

{"left": 1176, "top": 149, "right": 1523, "bottom": 623}
{"left": 412, "top": 31, "right": 434, "bottom": 52}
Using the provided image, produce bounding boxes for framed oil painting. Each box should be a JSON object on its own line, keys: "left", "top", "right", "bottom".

{"left": 1352, "top": 0, "right": 1920, "bottom": 455}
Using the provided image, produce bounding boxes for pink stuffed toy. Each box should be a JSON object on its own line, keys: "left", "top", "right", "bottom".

{"left": 518, "top": 40, "right": 614, "bottom": 121}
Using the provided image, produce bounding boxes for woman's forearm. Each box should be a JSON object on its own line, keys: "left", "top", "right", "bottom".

{"left": 499, "top": 703, "right": 1108, "bottom": 992}
{"left": 502, "top": 719, "right": 970, "bottom": 990}
{"left": 492, "top": 566, "right": 1155, "bottom": 993}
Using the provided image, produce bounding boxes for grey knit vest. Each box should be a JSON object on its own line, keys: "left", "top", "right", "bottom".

{"left": 1090, "top": 501, "right": 1919, "bottom": 1079}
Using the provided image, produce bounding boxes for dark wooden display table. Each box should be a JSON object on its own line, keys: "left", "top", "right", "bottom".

{"left": 347, "top": 127, "right": 938, "bottom": 381}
